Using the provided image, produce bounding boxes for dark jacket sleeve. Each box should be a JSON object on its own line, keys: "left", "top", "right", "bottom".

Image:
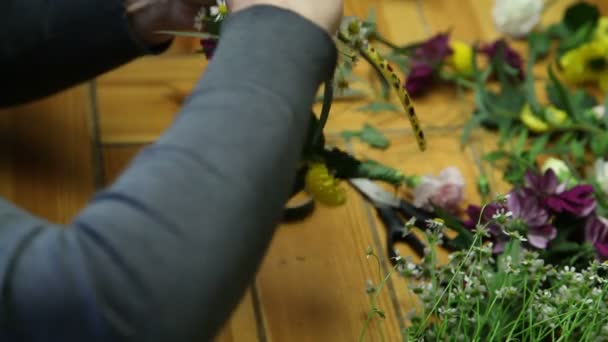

{"left": 0, "top": 0, "right": 167, "bottom": 108}
{"left": 0, "top": 5, "right": 337, "bottom": 342}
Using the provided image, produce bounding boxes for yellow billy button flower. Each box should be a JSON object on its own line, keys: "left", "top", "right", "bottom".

{"left": 305, "top": 162, "right": 347, "bottom": 206}
{"left": 559, "top": 39, "right": 608, "bottom": 89}
{"left": 593, "top": 17, "right": 608, "bottom": 44}
{"left": 447, "top": 41, "right": 474, "bottom": 76}
{"left": 520, "top": 104, "right": 549, "bottom": 133}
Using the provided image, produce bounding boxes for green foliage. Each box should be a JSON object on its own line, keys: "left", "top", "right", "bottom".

{"left": 556, "top": 2, "right": 601, "bottom": 56}
{"left": 341, "top": 124, "right": 391, "bottom": 149}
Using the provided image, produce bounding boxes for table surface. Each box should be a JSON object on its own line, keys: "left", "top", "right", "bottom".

{"left": 1, "top": 0, "right": 605, "bottom": 341}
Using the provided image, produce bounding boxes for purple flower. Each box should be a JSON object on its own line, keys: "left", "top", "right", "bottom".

{"left": 480, "top": 39, "right": 525, "bottom": 80}
{"left": 404, "top": 32, "right": 453, "bottom": 97}
{"left": 546, "top": 185, "right": 596, "bottom": 217}
{"left": 200, "top": 38, "right": 218, "bottom": 60}
{"left": 524, "top": 168, "right": 565, "bottom": 196}
{"left": 584, "top": 215, "right": 608, "bottom": 260}
{"left": 524, "top": 169, "right": 597, "bottom": 217}
{"left": 464, "top": 203, "right": 501, "bottom": 230}
{"left": 405, "top": 63, "right": 435, "bottom": 97}
{"left": 412, "top": 32, "right": 453, "bottom": 66}
{"left": 464, "top": 203, "right": 511, "bottom": 253}
{"left": 507, "top": 189, "right": 556, "bottom": 249}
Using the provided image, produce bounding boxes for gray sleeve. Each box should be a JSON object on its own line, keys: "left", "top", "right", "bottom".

{"left": 0, "top": 5, "right": 337, "bottom": 342}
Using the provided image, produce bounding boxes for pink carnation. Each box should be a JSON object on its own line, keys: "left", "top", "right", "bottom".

{"left": 413, "top": 167, "right": 465, "bottom": 214}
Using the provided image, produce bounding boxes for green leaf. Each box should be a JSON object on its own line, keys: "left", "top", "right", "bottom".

{"left": 356, "top": 160, "right": 406, "bottom": 185}
{"left": 548, "top": 65, "right": 578, "bottom": 121}
{"left": 528, "top": 134, "right": 550, "bottom": 160}
{"left": 528, "top": 31, "right": 551, "bottom": 58}
{"left": 562, "top": 2, "right": 600, "bottom": 32}
{"left": 546, "top": 23, "right": 569, "bottom": 39}
{"left": 557, "top": 21, "right": 595, "bottom": 56}
{"left": 357, "top": 101, "right": 399, "bottom": 113}
{"left": 551, "top": 241, "right": 583, "bottom": 253}
{"left": 570, "top": 140, "right": 585, "bottom": 163}
{"left": 483, "top": 150, "right": 510, "bottom": 163}
{"left": 590, "top": 132, "right": 608, "bottom": 156}
{"left": 513, "top": 129, "right": 529, "bottom": 156}
{"left": 341, "top": 124, "right": 391, "bottom": 149}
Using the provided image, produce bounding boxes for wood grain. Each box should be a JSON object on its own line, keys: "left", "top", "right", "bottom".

{"left": 0, "top": 85, "right": 97, "bottom": 223}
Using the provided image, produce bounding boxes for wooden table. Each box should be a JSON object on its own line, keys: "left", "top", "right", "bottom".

{"left": 1, "top": 0, "right": 605, "bottom": 341}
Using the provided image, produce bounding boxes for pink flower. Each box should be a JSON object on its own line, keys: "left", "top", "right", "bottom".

{"left": 413, "top": 167, "right": 465, "bottom": 214}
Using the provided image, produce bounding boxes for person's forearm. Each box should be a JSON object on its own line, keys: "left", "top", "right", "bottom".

{"left": 0, "top": 0, "right": 165, "bottom": 108}
{"left": 2, "top": 5, "right": 336, "bottom": 342}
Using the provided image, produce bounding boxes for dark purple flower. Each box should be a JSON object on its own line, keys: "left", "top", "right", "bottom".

{"left": 480, "top": 39, "right": 525, "bottom": 80}
{"left": 524, "top": 169, "right": 565, "bottom": 196}
{"left": 405, "top": 63, "right": 435, "bottom": 96}
{"left": 584, "top": 215, "right": 608, "bottom": 260}
{"left": 464, "top": 203, "right": 511, "bottom": 253}
{"left": 546, "top": 184, "right": 597, "bottom": 217}
{"left": 412, "top": 32, "right": 453, "bottom": 66}
{"left": 523, "top": 169, "right": 597, "bottom": 218}
{"left": 200, "top": 38, "right": 218, "bottom": 60}
{"left": 404, "top": 32, "right": 453, "bottom": 97}
{"left": 507, "top": 189, "right": 556, "bottom": 249}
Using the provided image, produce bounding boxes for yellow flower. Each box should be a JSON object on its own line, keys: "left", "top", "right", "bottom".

{"left": 559, "top": 39, "right": 608, "bottom": 85}
{"left": 520, "top": 104, "right": 549, "bottom": 133}
{"left": 447, "top": 41, "right": 474, "bottom": 76}
{"left": 600, "top": 74, "right": 608, "bottom": 92}
{"left": 593, "top": 17, "right": 608, "bottom": 43}
{"left": 305, "top": 162, "right": 347, "bottom": 206}
{"left": 544, "top": 106, "right": 568, "bottom": 127}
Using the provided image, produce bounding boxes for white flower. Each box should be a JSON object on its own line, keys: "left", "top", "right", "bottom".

{"left": 492, "top": 0, "right": 543, "bottom": 38}
{"left": 193, "top": 7, "right": 207, "bottom": 31}
{"left": 595, "top": 158, "right": 608, "bottom": 195}
{"left": 592, "top": 105, "right": 606, "bottom": 120}
{"left": 541, "top": 157, "right": 572, "bottom": 183}
{"left": 210, "top": 0, "right": 228, "bottom": 21}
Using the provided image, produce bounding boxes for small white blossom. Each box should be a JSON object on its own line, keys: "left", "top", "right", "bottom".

{"left": 492, "top": 0, "right": 543, "bottom": 38}
{"left": 209, "top": 0, "right": 228, "bottom": 21}
{"left": 193, "top": 7, "right": 207, "bottom": 31}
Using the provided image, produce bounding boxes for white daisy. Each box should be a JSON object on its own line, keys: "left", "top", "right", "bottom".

{"left": 210, "top": 0, "right": 228, "bottom": 21}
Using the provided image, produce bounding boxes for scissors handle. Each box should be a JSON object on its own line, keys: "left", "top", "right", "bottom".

{"left": 376, "top": 206, "right": 426, "bottom": 261}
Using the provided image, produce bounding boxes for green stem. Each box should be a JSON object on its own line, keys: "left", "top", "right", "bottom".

{"left": 439, "top": 71, "right": 476, "bottom": 89}
{"left": 359, "top": 264, "right": 398, "bottom": 342}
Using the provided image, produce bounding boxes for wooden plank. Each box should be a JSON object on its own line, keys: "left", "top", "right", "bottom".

{"left": 102, "top": 145, "right": 262, "bottom": 342}
{"left": 255, "top": 186, "right": 403, "bottom": 341}
{"left": 96, "top": 56, "right": 206, "bottom": 144}
{"left": 0, "top": 85, "right": 97, "bottom": 223}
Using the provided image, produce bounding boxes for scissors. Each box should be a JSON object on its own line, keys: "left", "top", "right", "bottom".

{"left": 349, "top": 178, "right": 459, "bottom": 265}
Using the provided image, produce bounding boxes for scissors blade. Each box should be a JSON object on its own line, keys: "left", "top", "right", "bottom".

{"left": 348, "top": 178, "right": 400, "bottom": 208}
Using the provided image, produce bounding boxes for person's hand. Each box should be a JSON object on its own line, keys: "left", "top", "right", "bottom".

{"left": 227, "top": 0, "right": 344, "bottom": 35}
{"left": 127, "top": 0, "right": 215, "bottom": 45}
